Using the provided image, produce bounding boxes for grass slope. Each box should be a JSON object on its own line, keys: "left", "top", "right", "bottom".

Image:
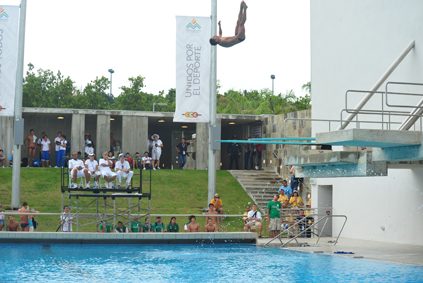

{"left": 0, "top": 168, "right": 256, "bottom": 233}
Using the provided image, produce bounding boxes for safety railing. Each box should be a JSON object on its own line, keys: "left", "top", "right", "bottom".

{"left": 265, "top": 213, "right": 347, "bottom": 247}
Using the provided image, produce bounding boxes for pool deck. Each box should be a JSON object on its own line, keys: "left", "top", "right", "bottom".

{"left": 257, "top": 237, "right": 423, "bottom": 266}
{"left": 0, "top": 232, "right": 256, "bottom": 245}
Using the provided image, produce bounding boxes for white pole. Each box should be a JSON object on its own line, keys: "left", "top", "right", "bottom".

{"left": 208, "top": 0, "right": 217, "bottom": 203}
{"left": 11, "top": 0, "right": 27, "bottom": 209}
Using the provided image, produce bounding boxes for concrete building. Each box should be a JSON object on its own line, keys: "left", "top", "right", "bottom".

{"left": 0, "top": 108, "right": 263, "bottom": 170}
{"left": 309, "top": 0, "right": 423, "bottom": 246}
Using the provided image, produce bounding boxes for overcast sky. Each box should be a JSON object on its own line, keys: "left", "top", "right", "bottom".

{"left": 3, "top": 0, "right": 310, "bottom": 97}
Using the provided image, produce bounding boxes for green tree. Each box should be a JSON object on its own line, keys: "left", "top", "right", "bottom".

{"left": 73, "top": 76, "right": 111, "bottom": 109}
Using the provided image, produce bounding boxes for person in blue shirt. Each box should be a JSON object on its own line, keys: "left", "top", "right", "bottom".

{"left": 0, "top": 149, "right": 5, "bottom": 167}
{"left": 278, "top": 180, "right": 293, "bottom": 199}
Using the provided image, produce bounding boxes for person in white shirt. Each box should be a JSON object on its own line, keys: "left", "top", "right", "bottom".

{"left": 40, "top": 135, "right": 51, "bottom": 168}
{"left": 151, "top": 134, "right": 163, "bottom": 170}
{"left": 68, "top": 152, "right": 87, "bottom": 188}
{"left": 115, "top": 153, "right": 134, "bottom": 188}
{"left": 54, "top": 132, "right": 62, "bottom": 168}
{"left": 99, "top": 151, "right": 117, "bottom": 189}
{"left": 84, "top": 153, "right": 101, "bottom": 189}
{"left": 141, "top": 151, "right": 152, "bottom": 170}
{"left": 60, "top": 206, "right": 73, "bottom": 232}
{"left": 244, "top": 204, "right": 263, "bottom": 238}
{"left": 85, "top": 140, "right": 94, "bottom": 158}
{"left": 58, "top": 135, "right": 68, "bottom": 168}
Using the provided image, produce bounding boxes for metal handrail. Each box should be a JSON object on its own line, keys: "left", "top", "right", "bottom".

{"left": 264, "top": 214, "right": 347, "bottom": 247}
{"left": 338, "top": 39, "right": 415, "bottom": 130}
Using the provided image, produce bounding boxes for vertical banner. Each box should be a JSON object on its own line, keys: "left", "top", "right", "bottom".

{"left": 174, "top": 16, "right": 210, "bottom": 123}
{"left": 0, "top": 5, "right": 19, "bottom": 117}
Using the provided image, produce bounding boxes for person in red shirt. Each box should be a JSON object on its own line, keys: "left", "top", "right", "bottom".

{"left": 125, "top": 152, "right": 133, "bottom": 168}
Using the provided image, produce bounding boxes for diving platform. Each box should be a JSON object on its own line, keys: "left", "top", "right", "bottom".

{"left": 317, "top": 129, "right": 421, "bottom": 148}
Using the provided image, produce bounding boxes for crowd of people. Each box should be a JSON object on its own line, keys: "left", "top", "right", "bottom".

{"left": 0, "top": 202, "right": 39, "bottom": 232}
{"left": 2, "top": 129, "right": 202, "bottom": 171}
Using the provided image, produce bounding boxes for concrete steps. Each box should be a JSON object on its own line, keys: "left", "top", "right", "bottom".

{"left": 229, "top": 170, "right": 282, "bottom": 213}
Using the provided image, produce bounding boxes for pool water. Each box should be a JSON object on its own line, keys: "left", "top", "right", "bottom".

{"left": 0, "top": 244, "right": 422, "bottom": 282}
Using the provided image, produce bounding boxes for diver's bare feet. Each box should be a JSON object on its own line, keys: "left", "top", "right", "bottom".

{"left": 242, "top": 1, "right": 248, "bottom": 9}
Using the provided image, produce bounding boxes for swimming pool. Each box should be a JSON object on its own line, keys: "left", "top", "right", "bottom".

{"left": 0, "top": 244, "right": 422, "bottom": 282}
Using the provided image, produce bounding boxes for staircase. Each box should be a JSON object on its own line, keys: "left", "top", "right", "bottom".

{"left": 229, "top": 170, "right": 284, "bottom": 213}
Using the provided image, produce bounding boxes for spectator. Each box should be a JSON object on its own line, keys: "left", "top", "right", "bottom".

{"left": 187, "top": 215, "right": 200, "bottom": 232}
{"left": 63, "top": 135, "right": 71, "bottom": 158}
{"left": 0, "top": 203, "right": 4, "bottom": 230}
{"left": 243, "top": 205, "right": 251, "bottom": 226}
{"left": 0, "top": 149, "right": 6, "bottom": 168}
{"left": 77, "top": 151, "right": 85, "bottom": 163}
{"left": 253, "top": 135, "right": 262, "bottom": 170}
{"left": 36, "top": 131, "right": 48, "bottom": 160}
{"left": 40, "top": 135, "right": 51, "bottom": 168}
{"left": 184, "top": 217, "right": 191, "bottom": 232}
{"left": 125, "top": 152, "right": 132, "bottom": 168}
{"left": 7, "top": 216, "right": 20, "bottom": 231}
{"left": 84, "top": 153, "right": 101, "bottom": 189}
{"left": 54, "top": 131, "right": 62, "bottom": 168}
{"left": 285, "top": 209, "right": 298, "bottom": 237}
{"left": 98, "top": 221, "right": 113, "bottom": 233}
{"left": 244, "top": 204, "right": 263, "bottom": 238}
{"left": 278, "top": 189, "right": 289, "bottom": 208}
{"left": 116, "top": 153, "right": 134, "bottom": 188}
{"left": 115, "top": 221, "right": 129, "bottom": 233}
{"left": 152, "top": 216, "right": 165, "bottom": 233}
{"left": 267, "top": 195, "right": 282, "bottom": 238}
{"left": 88, "top": 134, "right": 95, "bottom": 150}
{"left": 108, "top": 151, "right": 116, "bottom": 169}
{"left": 99, "top": 151, "right": 117, "bottom": 189}
{"left": 295, "top": 209, "right": 314, "bottom": 238}
{"left": 167, "top": 217, "right": 179, "bottom": 233}
{"left": 206, "top": 203, "right": 220, "bottom": 231}
{"left": 60, "top": 206, "right": 73, "bottom": 232}
{"left": 141, "top": 151, "right": 152, "bottom": 170}
{"left": 243, "top": 137, "right": 254, "bottom": 170}
{"left": 175, "top": 137, "right": 197, "bottom": 169}
{"left": 289, "top": 191, "right": 304, "bottom": 208}
{"left": 18, "top": 202, "right": 37, "bottom": 232}
{"left": 210, "top": 193, "right": 223, "bottom": 216}
{"left": 131, "top": 217, "right": 143, "bottom": 233}
{"left": 278, "top": 180, "right": 293, "bottom": 199}
{"left": 24, "top": 129, "right": 37, "bottom": 168}
{"left": 110, "top": 133, "right": 116, "bottom": 154}
{"left": 58, "top": 134, "right": 67, "bottom": 168}
{"left": 133, "top": 152, "right": 141, "bottom": 169}
{"left": 143, "top": 217, "right": 152, "bottom": 232}
{"left": 151, "top": 134, "right": 163, "bottom": 170}
{"left": 205, "top": 218, "right": 217, "bottom": 232}
{"left": 290, "top": 166, "right": 299, "bottom": 192}
{"left": 69, "top": 152, "right": 87, "bottom": 188}
{"left": 85, "top": 140, "right": 94, "bottom": 158}
{"left": 227, "top": 135, "right": 241, "bottom": 170}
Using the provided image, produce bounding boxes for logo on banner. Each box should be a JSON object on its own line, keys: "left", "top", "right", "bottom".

{"left": 0, "top": 105, "right": 4, "bottom": 112}
{"left": 186, "top": 18, "right": 201, "bottom": 30}
{"left": 0, "top": 7, "right": 9, "bottom": 19}
{"left": 183, "top": 111, "right": 201, "bottom": 119}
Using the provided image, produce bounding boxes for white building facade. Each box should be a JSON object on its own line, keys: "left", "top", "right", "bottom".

{"left": 310, "top": 0, "right": 423, "bottom": 245}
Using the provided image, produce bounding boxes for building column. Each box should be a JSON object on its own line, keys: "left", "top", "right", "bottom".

{"left": 195, "top": 119, "right": 221, "bottom": 170}
{"left": 0, "top": 116, "right": 14, "bottom": 163}
{"left": 71, "top": 113, "right": 85, "bottom": 154}
{"left": 122, "top": 116, "right": 148, "bottom": 154}
{"left": 96, "top": 114, "right": 110, "bottom": 156}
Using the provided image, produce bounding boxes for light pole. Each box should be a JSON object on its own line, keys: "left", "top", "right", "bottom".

{"left": 153, "top": 103, "right": 167, "bottom": 112}
{"left": 271, "top": 74, "right": 275, "bottom": 95}
{"left": 108, "top": 69, "right": 114, "bottom": 97}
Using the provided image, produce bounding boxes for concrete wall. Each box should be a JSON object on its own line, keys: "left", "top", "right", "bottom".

{"left": 261, "top": 109, "right": 312, "bottom": 200}
{"left": 311, "top": 0, "right": 423, "bottom": 245}
{"left": 96, "top": 114, "right": 110, "bottom": 156}
{"left": 71, "top": 114, "right": 85, "bottom": 154}
{"left": 122, "top": 116, "right": 147, "bottom": 156}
